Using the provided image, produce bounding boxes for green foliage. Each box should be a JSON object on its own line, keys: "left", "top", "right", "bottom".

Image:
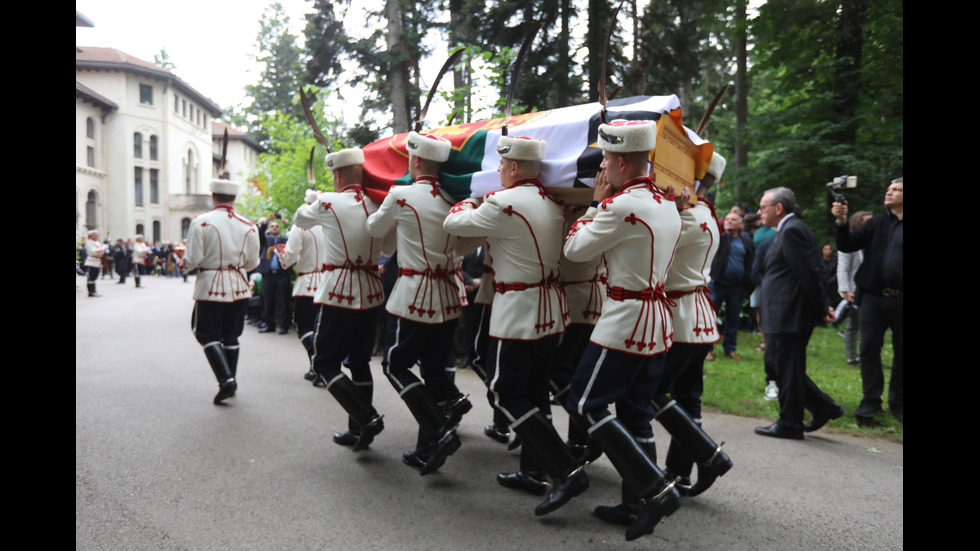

{"left": 236, "top": 87, "right": 348, "bottom": 225}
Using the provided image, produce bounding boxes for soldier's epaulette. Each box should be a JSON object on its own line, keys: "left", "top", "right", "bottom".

{"left": 485, "top": 189, "right": 502, "bottom": 199}
{"left": 449, "top": 200, "right": 479, "bottom": 214}
{"left": 600, "top": 193, "right": 623, "bottom": 209}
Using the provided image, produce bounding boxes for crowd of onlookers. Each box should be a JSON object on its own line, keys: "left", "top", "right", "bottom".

{"left": 76, "top": 238, "right": 189, "bottom": 282}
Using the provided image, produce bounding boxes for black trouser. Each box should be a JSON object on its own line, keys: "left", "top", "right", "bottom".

{"left": 656, "top": 342, "right": 710, "bottom": 420}
{"left": 312, "top": 305, "right": 378, "bottom": 386}
{"left": 769, "top": 328, "right": 837, "bottom": 432}
{"left": 261, "top": 270, "right": 293, "bottom": 329}
{"left": 858, "top": 293, "right": 903, "bottom": 412}
{"left": 191, "top": 300, "right": 248, "bottom": 348}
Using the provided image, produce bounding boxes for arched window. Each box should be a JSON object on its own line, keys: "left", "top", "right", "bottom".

{"left": 136, "top": 223, "right": 144, "bottom": 237}
{"left": 86, "top": 117, "right": 95, "bottom": 139}
{"left": 149, "top": 135, "right": 158, "bottom": 160}
{"left": 86, "top": 190, "right": 97, "bottom": 230}
{"left": 134, "top": 132, "right": 143, "bottom": 158}
{"left": 152, "top": 221, "right": 161, "bottom": 244}
{"left": 184, "top": 149, "right": 194, "bottom": 194}
{"left": 181, "top": 218, "right": 191, "bottom": 241}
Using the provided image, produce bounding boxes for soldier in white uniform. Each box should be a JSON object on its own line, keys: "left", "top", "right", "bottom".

{"left": 653, "top": 152, "right": 733, "bottom": 498}
{"left": 280, "top": 189, "right": 328, "bottom": 384}
{"left": 366, "top": 131, "right": 476, "bottom": 475}
{"left": 132, "top": 234, "right": 150, "bottom": 288}
{"left": 293, "top": 147, "right": 388, "bottom": 452}
{"left": 182, "top": 178, "right": 261, "bottom": 405}
{"left": 83, "top": 229, "right": 105, "bottom": 297}
{"left": 562, "top": 119, "right": 683, "bottom": 541}
{"left": 444, "top": 135, "right": 587, "bottom": 517}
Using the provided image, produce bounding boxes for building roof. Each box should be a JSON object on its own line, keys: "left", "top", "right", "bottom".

{"left": 213, "top": 121, "right": 265, "bottom": 154}
{"left": 76, "top": 46, "right": 223, "bottom": 117}
{"left": 76, "top": 80, "right": 118, "bottom": 113}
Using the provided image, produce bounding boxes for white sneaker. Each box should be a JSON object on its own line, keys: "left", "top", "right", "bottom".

{"left": 764, "top": 381, "right": 779, "bottom": 401}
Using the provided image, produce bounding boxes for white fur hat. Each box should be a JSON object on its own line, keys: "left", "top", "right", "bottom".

{"left": 597, "top": 119, "right": 657, "bottom": 153}
{"left": 305, "top": 189, "right": 320, "bottom": 204}
{"left": 406, "top": 131, "right": 451, "bottom": 163}
{"left": 706, "top": 152, "right": 727, "bottom": 181}
{"left": 496, "top": 136, "right": 546, "bottom": 161}
{"left": 210, "top": 178, "right": 240, "bottom": 196}
{"left": 325, "top": 147, "right": 364, "bottom": 170}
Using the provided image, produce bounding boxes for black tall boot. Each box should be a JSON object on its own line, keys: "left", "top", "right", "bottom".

{"left": 301, "top": 334, "right": 317, "bottom": 382}
{"left": 594, "top": 440, "right": 656, "bottom": 526}
{"left": 324, "top": 375, "right": 384, "bottom": 452}
{"left": 334, "top": 382, "right": 372, "bottom": 447}
{"left": 223, "top": 344, "right": 239, "bottom": 379}
{"left": 204, "top": 344, "right": 236, "bottom": 405}
{"left": 511, "top": 411, "right": 590, "bottom": 516}
{"left": 655, "top": 400, "right": 732, "bottom": 497}
{"left": 87, "top": 282, "right": 101, "bottom": 297}
{"left": 589, "top": 417, "right": 681, "bottom": 541}
{"left": 399, "top": 384, "right": 460, "bottom": 475}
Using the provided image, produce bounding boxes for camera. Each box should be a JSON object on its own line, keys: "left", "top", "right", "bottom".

{"left": 827, "top": 175, "right": 857, "bottom": 203}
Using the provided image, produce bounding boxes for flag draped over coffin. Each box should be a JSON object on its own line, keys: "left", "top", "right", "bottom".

{"left": 359, "top": 95, "right": 712, "bottom": 204}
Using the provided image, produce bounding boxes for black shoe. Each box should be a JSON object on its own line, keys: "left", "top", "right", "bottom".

{"left": 259, "top": 325, "right": 276, "bottom": 333}
{"left": 805, "top": 404, "right": 846, "bottom": 432}
{"left": 446, "top": 395, "right": 473, "bottom": 428}
{"left": 278, "top": 327, "right": 289, "bottom": 335}
{"left": 304, "top": 369, "right": 316, "bottom": 381}
{"left": 419, "top": 429, "right": 461, "bottom": 476}
{"left": 213, "top": 378, "right": 238, "bottom": 405}
{"left": 403, "top": 449, "right": 429, "bottom": 469}
{"left": 352, "top": 415, "right": 384, "bottom": 452}
{"left": 534, "top": 466, "right": 589, "bottom": 516}
{"left": 507, "top": 435, "right": 523, "bottom": 451}
{"left": 665, "top": 471, "right": 693, "bottom": 497}
{"left": 594, "top": 503, "right": 639, "bottom": 527}
{"left": 626, "top": 484, "right": 682, "bottom": 541}
{"left": 754, "top": 422, "right": 804, "bottom": 440}
{"left": 312, "top": 374, "right": 327, "bottom": 388}
{"left": 333, "top": 431, "right": 359, "bottom": 447}
{"left": 686, "top": 445, "right": 733, "bottom": 497}
{"left": 484, "top": 424, "right": 510, "bottom": 444}
{"left": 854, "top": 402, "right": 884, "bottom": 420}
{"left": 497, "top": 471, "right": 548, "bottom": 496}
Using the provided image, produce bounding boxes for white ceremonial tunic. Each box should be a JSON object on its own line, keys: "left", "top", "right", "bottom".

{"left": 280, "top": 223, "right": 328, "bottom": 298}
{"left": 563, "top": 178, "right": 681, "bottom": 356}
{"left": 83, "top": 239, "right": 104, "bottom": 268}
{"left": 665, "top": 198, "right": 720, "bottom": 344}
{"left": 367, "top": 177, "right": 478, "bottom": 323}
{"left": 560, "top": 215, "right": 606, "bottom": 326}
{"left": 132, "top": 241, "right": 150, "bottom": 267}
{"left": 443, "top": 180, "right": 568, "bottom": 340}
{"left": 183, "top": 205, "right": 261, "bottom": 302}
{"left": 293, "top": 184, "right": 387, "bottom": 310}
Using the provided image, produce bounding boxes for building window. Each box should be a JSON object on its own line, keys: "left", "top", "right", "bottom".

{"left": 135, "top": 167, "right": 144, "bottom": 206}
{"left": 86, "top": 117, "right": 95, "bottom": 139}
{"left": 136, "top": 223, "right": 144, "bottom": 237}
{"left": 139, "top": 84, "right": 153, "bottom": 105}
{"left": 87, "top": 146, "right": 95, "bottom": 168}
{"left": 182, "top": 99, "right": 187, "bottom": 118}
{"left": 149, "top": 135, "right": 158, "bottom": 160}
{"left": 133, "top": 132, "right": 143, "bottom": 158}
{"left": 150, "top": 169, "right": 159, "bottom": 204}
{"left": 152, "top": 221, "right": 161, "bottom": 244}
{"left": 182, "top": 218, "right": 191, "bottom": 241}
{"left": 185, "top": 149, "right": 194, "bottom": 194}
{"left": 86, "top": 190, "right": 98, "bottom": 229}
{"left": 174, "top": 94, "right": 179, "bottom": 111}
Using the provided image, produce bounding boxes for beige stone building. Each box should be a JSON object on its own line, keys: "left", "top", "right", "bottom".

{"left": 76, "top": 43, "right": 260, "bottom": 245}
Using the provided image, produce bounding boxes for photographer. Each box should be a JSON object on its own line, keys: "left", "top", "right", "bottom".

{"left": 831, "top": 177, "right": 903, "bottom": 424}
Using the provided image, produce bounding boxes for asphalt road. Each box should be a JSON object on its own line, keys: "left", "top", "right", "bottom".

{"left": 76, "top": 274, "right": 903, "bottom": 550}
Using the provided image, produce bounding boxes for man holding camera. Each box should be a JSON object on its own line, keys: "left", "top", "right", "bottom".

{"left": 831, "top": 177, "right": 903, "bottom": 423}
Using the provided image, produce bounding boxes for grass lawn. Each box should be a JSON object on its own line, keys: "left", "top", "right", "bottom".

{"left": 703, "top": 326, "right": 902, "bottom": 443}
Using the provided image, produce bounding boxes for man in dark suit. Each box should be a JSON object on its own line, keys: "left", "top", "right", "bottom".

{"left": 257, "top": 217, "right": 292, "bottom": 334}
{"left": 754, "top": 187, "right": 844, "bottom": 439}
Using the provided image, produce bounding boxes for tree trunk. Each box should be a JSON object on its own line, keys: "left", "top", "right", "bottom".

{"left": 733, "top": 0, "right": 748, "bottom": 197}
{"left": 386, "top": 0, "right": 411, "bottom": 134}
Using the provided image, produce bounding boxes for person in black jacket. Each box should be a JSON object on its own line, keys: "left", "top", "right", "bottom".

{"left": 708, "top": 211, "right": 755, "bottom": 360}
{"left": 754, "top": 187, "right": 844, "bottom": 439}
{"left": 832, "top": 177, "right": 903, "bottom": 423}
